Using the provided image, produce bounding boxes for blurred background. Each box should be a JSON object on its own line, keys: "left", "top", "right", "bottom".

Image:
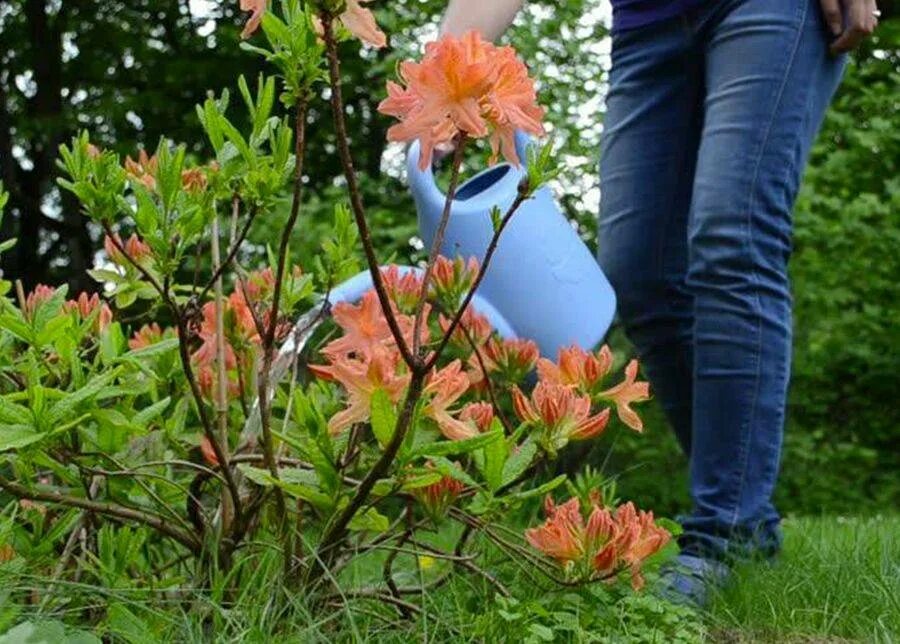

{"left": 1, "top": 0, "right": 897, "bottom": 518}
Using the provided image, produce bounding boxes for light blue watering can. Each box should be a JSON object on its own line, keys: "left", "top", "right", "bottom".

{"left": 406, "top": 131, "right": 616, "bottom": 357}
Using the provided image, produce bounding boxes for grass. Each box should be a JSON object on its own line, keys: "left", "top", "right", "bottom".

{"left": 707, "top": 515, "right": 900, "bottom": 643}
{"left": 1, "top": 516, "right": 896, "bottom": 642}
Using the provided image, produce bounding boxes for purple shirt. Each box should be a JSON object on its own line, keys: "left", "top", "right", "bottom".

{"left": 612, "top": 0, "right": 708, "bottom": 32}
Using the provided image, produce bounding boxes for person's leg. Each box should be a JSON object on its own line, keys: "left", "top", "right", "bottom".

{"left": 598, "top": 18, "right": 703, "bottom": 454}
{"left": 681, "top": 0, "right": 846, "bottom": 560}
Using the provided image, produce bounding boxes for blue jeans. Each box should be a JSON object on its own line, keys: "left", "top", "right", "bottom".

{"left": 598, "top": 0, "right": 844, "bottom": 559}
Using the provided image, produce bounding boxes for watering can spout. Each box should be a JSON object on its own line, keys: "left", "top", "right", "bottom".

{"left": 406, "top": 132, "right": 617, "bottom": 358}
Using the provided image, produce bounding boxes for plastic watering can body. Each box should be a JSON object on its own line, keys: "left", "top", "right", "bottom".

{"left": 406, "top": 132, "right": 616, "bottom": 357}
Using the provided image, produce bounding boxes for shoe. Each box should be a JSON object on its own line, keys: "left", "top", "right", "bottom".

{"left": 657, "top": 553, "right": 730, "bottom": 607}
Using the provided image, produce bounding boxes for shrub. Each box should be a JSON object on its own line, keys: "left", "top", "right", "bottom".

{"left": 0, "top": 0, "right": 671, "bottom": 626}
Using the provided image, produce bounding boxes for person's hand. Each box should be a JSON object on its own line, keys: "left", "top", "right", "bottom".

{"left": 820, "top": 0, "right": 880, "bottom": 54}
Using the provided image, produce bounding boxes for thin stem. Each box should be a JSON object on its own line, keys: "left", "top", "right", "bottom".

{"left": 320, "top": 12, "right": 417, "bottom": 369}
{"left": 0, "top": 475, "right": 201, "bottom": 554}
{"left": 425, "top": 190, "right": 530, "bottom": 371}
{"left": 210, "top": 212, "right": 235, "bottom": 531}
{"left": 309, "top": 371, "right": 426, "bottom": 581}
{"left": 101, "top": 223, "right": 243, "bottom": 517}
{"left": 412, "top": 137, "right": 468, "bottom": 355}
{"left": 197, "top": 200, "right": 256, "bottom": 302}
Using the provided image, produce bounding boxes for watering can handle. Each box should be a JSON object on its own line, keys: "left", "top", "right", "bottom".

{"left": 406, "top": 131, "right": 532, "bottom": 204}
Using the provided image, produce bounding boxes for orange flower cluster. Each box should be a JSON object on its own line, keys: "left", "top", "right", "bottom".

{"left": 124, "top": 150, "right": 158, "bottom": 191}
{"left": 512, "top": 382, "right": 609, "bottom": 453}
{"left": 525, "top": 495, "right": 670, "bottom": 590}
{"left": 413, "top": 464, "right": 465, "bottom": 520}
{"left": 129, "top": 323, "right": 165, "bottom": 350}
{"left": 240, "top": 0, "right": 386, "bottom": 49}
{"left": 23, "top": 284, "right": 56, "bottom": 319}
{"left": 378, "top": 30, "right": 545, "bottom": 169}
{"left": 104, "top": 233, "right": 152, "bottom": 267}
{"left": 64, "top": 292, "right": 113, "bottom": 333}
{"left": 311, "top": 263, "right": 498, "bottom": 440}
{"left": 538, "top": 345, "right": 650, "bottom": 432}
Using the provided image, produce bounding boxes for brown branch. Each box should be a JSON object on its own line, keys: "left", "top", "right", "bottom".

{"left": 320, "top": 12, "right": 417, "bottom": 369}
{"left": 425, "top": 190, "right": 530, "bottom": 371}
{"left": 101, "top": 223, "right": 243, "bottom": 519}
{"left": 0, "top": 475, "right": 201, "bottom": 554}
{"left": 197, "top": 200, "right": 257, "bottom": 302}
{"left": 411, "top": 136, "right": 467, "bottom": 355}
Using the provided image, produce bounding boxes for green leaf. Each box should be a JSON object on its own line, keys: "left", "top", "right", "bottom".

{"left": 131, "top": 397, "right": 171, "bottom": 428}
{"left": 410, "top": 429, "right": 503, "bottom": 460}
{"left": 0, "top": 425, "right": 44, "bottom": 452}
{"left": 501, "top": 439, "right": 537, "bottom": 487}
{"left": 347, "top": 507, "right": 390, "bottom": 532}
{"left": 480, "top": 420, "right": 507, "bottom": 491}
{"left": 369, "top": 388, "right": 397, "bottom": 448}
{"left": 44, "top": 370, "right": 118, "bottom": 428}
{"left": 0, "top": 396, "right": 31, "bottom": 425}
{"left": 508, "top": 474, "right": 567, "bottom": 503}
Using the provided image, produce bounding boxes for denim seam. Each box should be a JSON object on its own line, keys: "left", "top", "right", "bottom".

{"left": 727, "top": 0, "right": 809, "bottom": 531}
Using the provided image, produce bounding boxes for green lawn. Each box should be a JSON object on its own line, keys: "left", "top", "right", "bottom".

{"left": 1, "top": 516, "right": 896, "bottom": 642}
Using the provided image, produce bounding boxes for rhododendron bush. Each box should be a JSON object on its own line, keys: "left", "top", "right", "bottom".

{"left": 0, "top": 0, "right": 670, "bottom": 620}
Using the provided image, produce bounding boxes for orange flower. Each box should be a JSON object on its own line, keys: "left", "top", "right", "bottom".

{"left": 414, "top": 463, "right": 465, "bottom": 519}
{"left": 512, "top": 381, "right": 609, "bottom": 453}
{"left": 322, "top": 291, "right": 403, "bottom": 360}
{"left": 64, "top": 292, "right": 113, "bottom": 333}
{"left": 612, "top": 502, "right": 670, "bottom": 590}
{"left": 181, "top": 167, "right": 208, "bottom": 193}
{"left": 525, "top": 496, "right": 586, "bottom": 564}
{"left": 470, "top": 337, "right": 539, "bottom": 385}
{"left": 537, "top": 345, "right": 613, "bottom": 394}
{"left": 24, "top": 284, "right": 56, "bottom": 319}
{"left": 423, "top": 360, "right": 474, "bottom": 440}
{"left": 104, "top": 233, "right": 151, "bottom": 266}
{"left": 337, "top": 0, "right": 386, "bottom": 49}
{"left": 0, "top": 543, "right": 15, "bottom": 563}
{"left": 129, "top": 323, "right": 164, "bottom": 350}
{"left": 315, "top": 346, "right": 410, "bottom": 435}
{"left": 459, "top": 401, "right": 494, "bottom": 433}
{"left": 199, "top": 435, "right": 220, "bottom": 467}
{"left": 378, "top": 31, "right": 545, "bottom": 169}
{"left": 124, "top": 150, "right": 158, "bottom": 191}
{"left": 239, "top": 0, "right": 266, "bottom": 39}
{"left": 526, "top": 495, "right": 669, "bottom": 587}
{"left": 438, "top": 306, "right": 493, "bottom": 353}
{"left": 599, "top": 359, "right": 650, "bottom": 432}
{"left": 431, "top": 255, "right": 479, "bottom": 305}
{"left": 381, "top": 265, "right": 422, "bottom": 314}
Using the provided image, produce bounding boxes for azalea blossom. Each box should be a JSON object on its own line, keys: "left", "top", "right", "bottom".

{"left": 525, "top": 495, "right": 670, "bottom": 588}
{"left": 312, "top": 346, "right": 410, "bottom": 435}
{"left": 422, "top": 360, "right": 474, "bottom": 440}
{"left": 512, "top": 381, "right": 609, "bottom": 454}
{"left": 64, "top": 292, "right": 113, "bottom": 333}
{"left": 199, "top": 435, "right": 220, "bottom": 467}
{"left": 414, "top": 463, "right": 465, "bottom": 519}
{"left": 430, "top": 255, "right": 479, "bottom": 305}
{"left": 469, "top": 337, "right": 539, "bottom": 385}
{"left": 129, "top": 323, "right": 164, "bottom": 350}
{"left": 322, "top": 291, "right": 405, "bottom": 360}
{"left": 239, "top": 0, "right": 266, "bottom": 39}
{"left": 24, "top": 284, "right": 56, "bottom": 319}
{"left": 459, "top": 401, "right": 494, "bottom": 433}
{"left": 124, "top": 150, "right": 158, "bottom": 191}
{"left": 335, "top": 0, "right": 386, "bottom": 49}
{"left": 181, "top": 167, "right": 208, "bottom": 193}
{"left": 537, "top": 345, "right": 614, "bottom": 394}
{"left": 599, "top": 359, "right": 650, "bottom": 432}
{"left": 378, "top": 30, "right": 545, "bottom": 169}
{"left": 104, "top": 233, "right": 152, "bottom": 266}
{"left": 438, "top": 306, "right": 493, "bottom": 353}
{"left": 381, "top": 265, "right": 423, "bottom": 314}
